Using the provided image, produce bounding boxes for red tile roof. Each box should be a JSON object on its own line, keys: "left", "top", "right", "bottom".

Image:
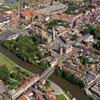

{"left": 18, "top": 95, "right": 26, "bottom": 100}
{"left": 21, "top": 10, "right": 44, "bottom": 17}
{"left": 21, "top": 10, "right": 32, "bottom": 17}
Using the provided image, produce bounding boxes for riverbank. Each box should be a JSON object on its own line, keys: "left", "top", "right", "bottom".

{"left": 0, "top": 45, "right": 90, "bottom": 100}
{"left": 49, "top": 80, "right": 70, "bottom": 100}
{"left": 0, "top": 52, "right": 69, "bottom": 99}
{"left": 49, "top": 74, "right": 89, "bottom": 100}
{"left": 0, "top": 53, "right": 33, "bottom": 90}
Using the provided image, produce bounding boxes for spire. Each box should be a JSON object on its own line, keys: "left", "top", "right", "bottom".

{"left": 18, "top": 0, "right": 24, "bottom": 24}
{"left": 52, "top": 27, "right": 56, "bottom": 41}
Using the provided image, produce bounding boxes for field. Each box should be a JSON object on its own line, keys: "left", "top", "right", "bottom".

{"left": 56, "top": 94, "right": 67, "bottom": 100}
{"left": 0, "top": 53, "right": 15, "bottom": 71}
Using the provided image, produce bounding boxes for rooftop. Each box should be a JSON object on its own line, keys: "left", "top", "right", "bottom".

{"left": 36, "top": 2, "right": 67, "bottom": 15}
{"left": 21, "top": 10, "right": 32, "bottom": 17}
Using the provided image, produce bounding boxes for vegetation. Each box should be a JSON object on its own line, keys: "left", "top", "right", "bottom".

{"left": 0, "top": 53, "right": 33, "bottom": 89}
{"left": 56, "top": 94, "right": 66, "bottom": 100}
{"left": 5, "top": 0, "right": 19, "bottom": 10}
{"left": 81, "top": 24, "right": 100, "bottom": 40}
{"left": 45, "top": 19, "right": 69, "bottom": 30}
{"left": 7, "top": 67, "right": 32, "bottom": 89}
{"left": 0, "top": 29, "right": 3, "bottom": 32}
{"left": 0, "top": 53, "right": 15, "bottom": 71}
{"left": 65, "top": 0, "right": 95, "bottom": 15}
{"left": 56, "top": 69, "right": 85, "bottom": 88}
{"left": 2, "top": 35, "right": 50, "bottom": 69}
{"left": 81, "top": 24, "right": 100, "bottom": 53}
{"left": 0, "top": 65, "right": 10, "bottom": 83}
{"left": 96, "top": 67, "right": 100, "bottom": 74}
{"left": 92, "top": 41, "right": 100, "bottom": 51}
{"left": 88, "top": 95, "right": 97, "bottom": 100}
{"left": 79, "top": 55, "right": 89, "bottom": 65}
{"left": 71, "top": 34, "right": 78, "bottom": 41}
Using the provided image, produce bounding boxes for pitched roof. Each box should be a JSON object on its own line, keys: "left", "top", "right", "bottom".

{"left": 21, "top": 10, "right": 32, "bottom": 17}
{"left": 18, "top": 95, "right": 26, "bottom": 100}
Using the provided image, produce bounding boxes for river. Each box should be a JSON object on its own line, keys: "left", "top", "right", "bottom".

{"left": 0, "top": 45, "right": 89, "bottom": 100}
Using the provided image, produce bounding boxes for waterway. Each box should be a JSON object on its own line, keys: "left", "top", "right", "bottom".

{"left": 0, "top": 45, "right": 89, "bottom": 100}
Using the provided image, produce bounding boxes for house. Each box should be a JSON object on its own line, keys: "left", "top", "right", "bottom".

{"left": 21, "top": 10, "right": 32, "bottom": 20}
{"left": 78, "top": 34, "right": 94, "bottom": 43}
{"left": 0, "top": 0, "right": 5, "bottom": 6}
{"left": 0, "top": 80, "right": 6, "bottom": 94}
{"left": 83, "top": 34, "right": 94, "bottom": 42}
{"left": 8, "top": 75, "right": 39, "bottom": 100}
{"left": 0, "top": 14, "right": 11, "bottom": 28}
{"left": 81, "top": 71, "right": 96, "bottom": 85}
{"left": 92, "top": 0, "right": 100, "bottom": 6}
{"left": 0, "top": 30, "right": 19, "bottom": 41}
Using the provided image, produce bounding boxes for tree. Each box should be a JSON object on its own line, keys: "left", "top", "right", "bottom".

{"left": 80, "top": 56, "right": 88, "bottom": 65}
{"left": 2, "top": 36, "right": 49, "bottom": 69}
{"left": 58, "top": 69, "right": 85, "bottom": 87}
{"left": 93, "top": 41, "right": 100, "bottom": 51}
{"left": 81, "top": 25, "right": 100, "bottom": 40}
{"left": 0, "top": 65, "right": 10, "bottom": 83}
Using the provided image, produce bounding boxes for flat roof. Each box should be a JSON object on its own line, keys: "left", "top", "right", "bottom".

{"left": 36, "top": 2, "right": 67, "bottom": 15}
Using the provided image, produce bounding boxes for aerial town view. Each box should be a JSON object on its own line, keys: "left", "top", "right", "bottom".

{"left": 0, "top": 0, "right": 100, "bottom": 100}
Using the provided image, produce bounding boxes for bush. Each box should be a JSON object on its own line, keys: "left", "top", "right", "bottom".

{"left": 0, "top": 65, "right": 10, "bottom": 83}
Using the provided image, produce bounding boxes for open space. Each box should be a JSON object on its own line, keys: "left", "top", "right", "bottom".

{"left": 0, "top": 53, "right": 15, "bottom": 71}
{"left": 56, "top": 94, "right": 67, "bottom": 100}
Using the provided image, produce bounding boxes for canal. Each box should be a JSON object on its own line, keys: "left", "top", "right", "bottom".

{"left": 0, "top": 45, "right": 89, "bottom": 100}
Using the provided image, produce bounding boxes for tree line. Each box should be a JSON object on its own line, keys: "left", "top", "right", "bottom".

{"left": 2, "top": 35, "right": 50, "bottom": 69}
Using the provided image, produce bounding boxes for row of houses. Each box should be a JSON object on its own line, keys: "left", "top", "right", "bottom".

{"left": 8, "top": 74, "right": 39, "bottom": 100}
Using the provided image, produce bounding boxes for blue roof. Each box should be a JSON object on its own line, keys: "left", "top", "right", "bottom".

{"left": 7, "top": 0, "right": 16, "bottom": 3}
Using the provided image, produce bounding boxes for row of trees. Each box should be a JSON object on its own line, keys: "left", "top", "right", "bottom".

{"left": 56, "top": 69, "right": 85, "bottom": 88}
{"left": 2, "top": 35, "right": 50, "bottom": 69}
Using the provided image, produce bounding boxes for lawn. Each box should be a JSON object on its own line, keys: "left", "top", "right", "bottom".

{"left": 0, "top": 53, "right": 15, "bottom": 71}
{"left": 56, "top": 94, "right": 67, "bottom": 100}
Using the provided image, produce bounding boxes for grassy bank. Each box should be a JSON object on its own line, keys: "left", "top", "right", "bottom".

{"left": 56, "top": 94, "right": 67, "bottom": 100}
{"left": 0, "top": 53, "right": 15, "bottom": 71}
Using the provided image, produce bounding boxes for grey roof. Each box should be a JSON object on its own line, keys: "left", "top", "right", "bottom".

{"left": 0, "top": 84, "right": 6, "bottom": 94}
{"left": 82, "top": 71, "right": 96, "bottom": 83}
{"left": 0, "top": 30, "right": 18, "bottom": 41}
{"left": 36, "top": 2, "right": 67, "bottom": 15}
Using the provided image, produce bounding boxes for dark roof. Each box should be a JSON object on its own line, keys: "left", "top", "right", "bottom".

{"left": 0, "top": 80, "right": 6, "bottom": 94}
{"left": 0, "top": 30, "right": 18, "bottom": 41}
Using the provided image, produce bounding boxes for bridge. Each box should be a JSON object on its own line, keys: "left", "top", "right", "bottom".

{"left": 40, "top": 58, "right": 58, "bottom": 79}
{"left": 40, "top": 50, "right": 69, "bottom": 79}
